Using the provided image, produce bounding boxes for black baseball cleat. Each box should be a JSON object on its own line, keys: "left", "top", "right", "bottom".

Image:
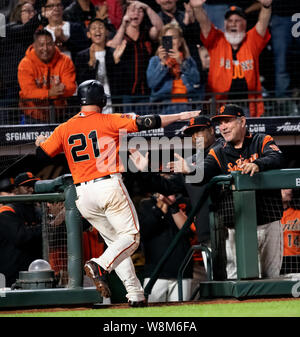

{"left": 84, "top": 260, "right": 111, "bottom": 298}
{"left": 128, "top": 299, "right": 148, "bottom": 308}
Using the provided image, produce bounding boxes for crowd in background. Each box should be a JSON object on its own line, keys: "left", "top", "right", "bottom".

{"left": 0, "top": 0, "right": 300, "bottom": 302}
{"left": 0, "top": 0, "right": 299, "bottom": 122}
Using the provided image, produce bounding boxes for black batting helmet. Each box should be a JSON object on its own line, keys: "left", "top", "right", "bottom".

{"left": 77, "top": 80, "right": 107, "bottom": 108}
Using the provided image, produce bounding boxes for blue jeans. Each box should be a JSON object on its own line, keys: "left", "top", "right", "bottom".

{"left": 203, "top": 3, "right": 229, "bottom": 31}
{"left": 271, "top": 15, "right": 294, "bottom": 97}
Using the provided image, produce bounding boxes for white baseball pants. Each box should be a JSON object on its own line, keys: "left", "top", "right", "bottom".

{"left": 75, "top": 174, "right": 145, "bottom": 302}
{"left": 226, "top": 220, "right": 283, "bottom": 279}
{"left": 143, "top": 278, "right": 193, "bottom": 302}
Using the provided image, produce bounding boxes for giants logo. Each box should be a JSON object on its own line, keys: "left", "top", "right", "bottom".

{"left": 269, "top": 144, "right": 280, "bottom": 152}
{"left": 227, "top": 153, "right": 258, "bottom": 172}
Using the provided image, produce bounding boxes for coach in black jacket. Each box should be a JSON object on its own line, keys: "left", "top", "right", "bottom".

{"left": 130, "top": 115, "right": 217, "bottom": 244}
{"left": 167, "top": 104, "right": 286, "bottom": 279}
{"left": 0, "top": 172, "right": 42, "bottom": 287}
{"left": 138, "top": 193, "right": 193, "bottom": 302}
{"left": 0, "top": 203, "right": 42, "bottom": 287}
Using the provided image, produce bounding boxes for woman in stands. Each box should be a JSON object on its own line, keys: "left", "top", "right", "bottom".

{"left": 146, "top": 23, "right": 201, "bottom": 114}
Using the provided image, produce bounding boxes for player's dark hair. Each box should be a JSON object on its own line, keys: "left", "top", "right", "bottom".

{"left": 33, "top": 29, "right": 53, "bottom": 42}
{"left": 88, "top": 18, "right": 107, "bottom": 31}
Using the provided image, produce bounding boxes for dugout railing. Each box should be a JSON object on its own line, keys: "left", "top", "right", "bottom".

{"left": 0, "top": 174, "right": 102, "bottom": 308}
{"left": 0, "top": 170, "right": 299, "bottom": 308}
{"left": 0, "top": 94, "right": 299, "bottom": 125}
{"left": 145, "top": 169, "right": 300, "bottom": 301}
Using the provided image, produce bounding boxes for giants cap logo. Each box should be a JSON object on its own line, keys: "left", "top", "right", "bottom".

{"left": 190, "top": 118, "right": 195, "bottom": 126}
{"left": 219, "top": 106, "right": 225, "bottom": 114}
{"left": 269, "top": 144, "right": 280, "bottom": 152}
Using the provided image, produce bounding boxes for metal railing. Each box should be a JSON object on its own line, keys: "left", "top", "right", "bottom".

{"left": 0, "top": 93, "right": 299, "bottom": 125}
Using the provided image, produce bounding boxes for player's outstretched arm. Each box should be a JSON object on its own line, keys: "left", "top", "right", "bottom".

{"left": 159, "top": 110, "right": 200, "bottom": 128}
{"left": 135, "top": 110, "right": 200, "bottom": 131}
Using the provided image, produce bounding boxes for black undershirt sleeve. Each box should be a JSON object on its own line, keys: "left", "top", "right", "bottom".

{"left": 36, "top": 146, "right": 52, "bottom": 161}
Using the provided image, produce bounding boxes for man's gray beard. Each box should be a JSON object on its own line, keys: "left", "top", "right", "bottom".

{"left": 224, "top": 31, "right": 246, "bottom": 45}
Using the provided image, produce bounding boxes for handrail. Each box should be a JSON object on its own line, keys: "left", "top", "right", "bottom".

{"left": 143, "top": 174, "right": 233, "bottom": 298}
{"left": 177, "top": 244, "right": 213, "bottom": 301}
{"left": 144, "top": 168, "right": 300, "bottom": 299}
{"left": 0, "top": 193, "right": 65, "bottom": 203}
{"left": 0, "top": 175, "right": 83, "bottom": 289}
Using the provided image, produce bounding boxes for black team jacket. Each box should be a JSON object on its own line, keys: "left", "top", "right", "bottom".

{"left": 0, "top": 203, "right": 42, "bottom": 286}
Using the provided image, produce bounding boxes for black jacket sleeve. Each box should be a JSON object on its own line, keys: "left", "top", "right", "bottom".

{"left": 254, "top": 136, "right": 286, "bottom": 171}
{"left": 0, "top": 211, "right": 41, "bottom": 248}
{"left": 137, "top": 173, "right": 185, "bottom": 196}
{"left": 36, "top": 146, "right": 52, "bottom": 161}
{"left": 74, "top": 48, "right": 98, "bottom": 85}
{"left": 138, "top": 198, "right": 166, "bottom": 240}
{"left": 65, "top": 22, "right": 90, "bottom": 60}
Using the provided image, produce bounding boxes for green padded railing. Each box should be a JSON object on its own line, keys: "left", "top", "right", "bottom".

{"left": 145, "top": 169, "right": 300, "bottom": 300}
{"left": 0, "top": 174, "right": 83, "bottom": 289}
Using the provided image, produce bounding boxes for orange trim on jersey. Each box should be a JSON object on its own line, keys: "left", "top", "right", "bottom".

{"left": 209, "top": 148, "right": 222, "bottom": 168}
{"left": 19, "top": 178, "right": 40, "bottom": 185}
{"left": 0, "top": 206, "right": 15, "bottom": 213}
{"left": 190, "top": 222, "right": 196, "bottom": 233}
{"left": 261, "top": 135, "right": 273, "bottom": 153}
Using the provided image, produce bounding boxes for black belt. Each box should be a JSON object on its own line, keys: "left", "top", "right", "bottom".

{"left": 75, "top": 175, "right": 111, "bottom": 187}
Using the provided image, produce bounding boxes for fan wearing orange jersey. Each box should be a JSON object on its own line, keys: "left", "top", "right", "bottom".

{"left": 190, "top": 0, "right": 273, "bottom": 117}
{"left": 280, "top": 189, "right": 300, "bottom": 275}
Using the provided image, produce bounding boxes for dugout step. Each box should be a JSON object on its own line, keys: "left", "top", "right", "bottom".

{"left": 192, "top": 278, "right": 300, "bottom": 300}
{"left": 0, "top": 287, "right": 102, "bottom": 308}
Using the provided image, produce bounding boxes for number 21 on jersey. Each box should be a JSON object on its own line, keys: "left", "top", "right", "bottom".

{"left": 68, "top": 130, "right": 100, "bottom": 162}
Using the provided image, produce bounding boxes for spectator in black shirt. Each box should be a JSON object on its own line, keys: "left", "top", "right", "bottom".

{"left": 63, "top": 0, "right": 97, "bottom": 29}
{"left": 108, "top": 1, "right": 163, "bottom": 112}
{"left": 42, "top": 0, "right": 89, "bottom": 61}
{"left": 138, "top": 192, "right": 194, "bottom": 302}
{"left": 74, "top": 18, "right": 117, "bottom": 113}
